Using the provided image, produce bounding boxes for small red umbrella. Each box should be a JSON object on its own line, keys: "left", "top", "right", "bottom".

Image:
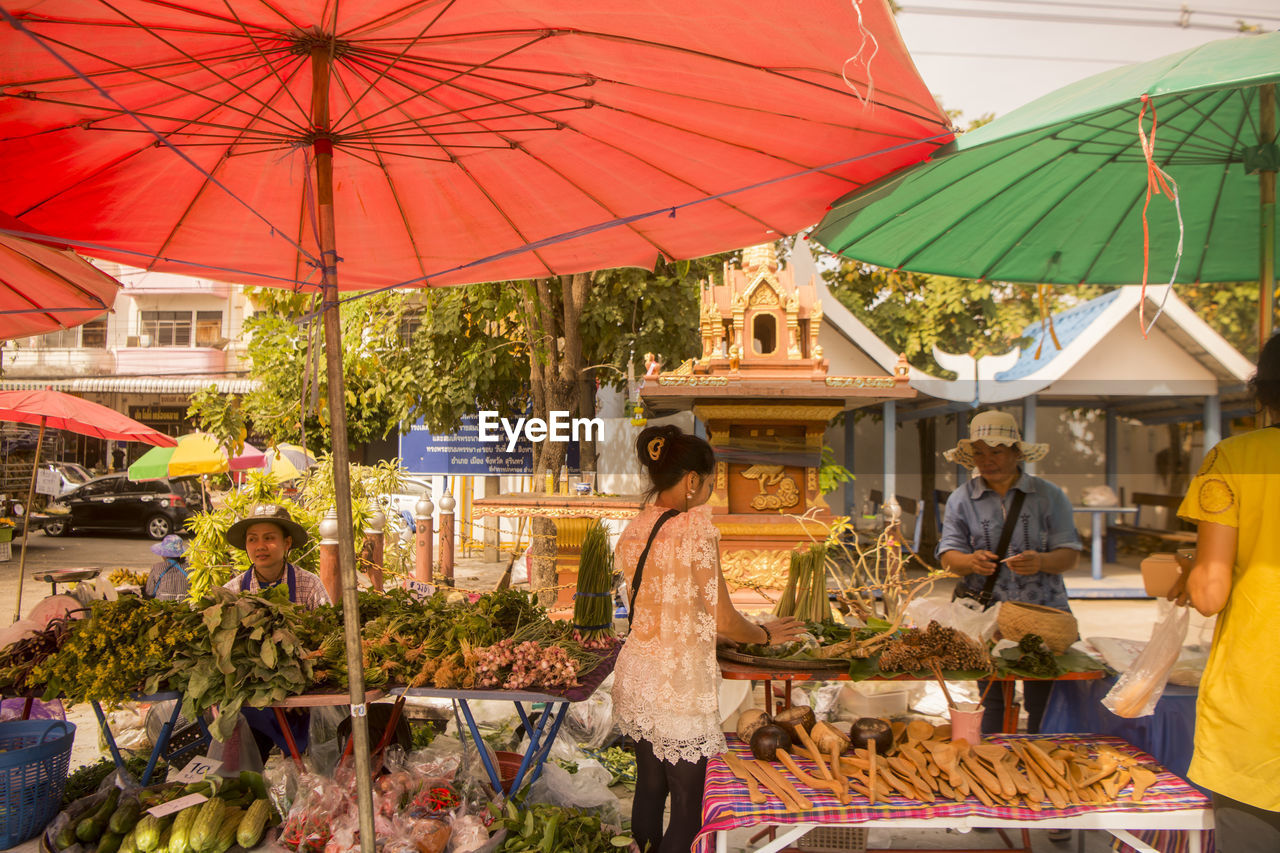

{"left": 0, "top": 212, "right": 120, "bottom": 341}
{"left": 0, "top": 389, "right": 177, "bottom": 622}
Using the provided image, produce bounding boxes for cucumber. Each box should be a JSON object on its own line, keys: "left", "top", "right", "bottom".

{"left": 77, "top": 788, "right": 121, "bottom": 843}
{"left": 134, "top": 815, "right": 164, "bottom": 853}
{"left": 98, "top": 831, "right": 125, "bottom": 853}
{"left": 236, "top": 800, "right": 271, "bottom": 850}
{"left": 188, "top": 798, "right": 222, "bottom": 853}
{"left": 108, "top": 798, "right": 142, "bottom": 835}
{"left": 168, "top": 803, "right": 200, "bottom": 853}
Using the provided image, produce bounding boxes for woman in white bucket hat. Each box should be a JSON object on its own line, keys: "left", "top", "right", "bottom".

{"left": 937, "top": 410, "right": 1082, "bottom": 735}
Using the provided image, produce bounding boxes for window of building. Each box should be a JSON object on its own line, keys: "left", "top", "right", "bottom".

{"left": 399, "top": 315, "right": 423, "bottom": 345}
{"left": 141, "top": 311, "right": 191, "bottom": 346}
{"left": 195, "top": 311, "right": 223, "bottom": 346}
{"left": 81, "top": 317, "right": 108, "bottom": 349}
{"left": 140, "top": 310, "right": 222, "bottom": 347}
{"left": 32, "top": 327, "right": 80, "bottom": 348}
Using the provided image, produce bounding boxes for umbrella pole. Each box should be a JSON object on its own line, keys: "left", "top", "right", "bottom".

{"left": 1260, "top": 84, "right": 1277, "bottom": 354}
{"left": 311, "top": 44, "right": 376, "bottom": 853}
{"left": 12, "top": 416, "right": 45, "bottom": 624}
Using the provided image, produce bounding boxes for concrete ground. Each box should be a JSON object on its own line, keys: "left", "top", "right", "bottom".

{"left": 3, "top": 534, "right": 1194, "bottom": 852}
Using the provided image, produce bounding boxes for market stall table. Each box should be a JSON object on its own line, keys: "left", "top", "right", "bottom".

{"left": 717, "top": 658, "right": 1106, "bottom": 733}
{"left": 390, "top": 642, "right": 620, "bottom": 796}
{"left": 1071, "top": 506, "right": 1138, "bottom": 579}
{"left": 695, "top": 735, "right": 1211, "bottom": 853}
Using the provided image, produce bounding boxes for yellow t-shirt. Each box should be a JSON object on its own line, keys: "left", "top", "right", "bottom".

{"left": 1178, "top": 428, "right": 1280, "bottom": 810}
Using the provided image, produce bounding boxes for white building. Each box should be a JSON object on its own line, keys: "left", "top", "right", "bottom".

{"left": 0, "top": 263, "right": 257, "bottom": 471}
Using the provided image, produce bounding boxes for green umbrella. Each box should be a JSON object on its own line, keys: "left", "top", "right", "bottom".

{"left": 814, "top": 32, "right": 1280, "bottom": 345}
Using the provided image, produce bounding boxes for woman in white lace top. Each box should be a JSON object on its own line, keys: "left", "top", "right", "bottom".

{"left": 614, "top": 424, "right": 804, "bottom": 852}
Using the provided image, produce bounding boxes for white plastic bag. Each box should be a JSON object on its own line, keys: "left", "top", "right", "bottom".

{"left": 526, "top": 760, "right": 621, "bottom": 828}
{"left": 1102, "top": 605, "right": 1190, "bottom": 718}
{"left": 905, "top": 597, "right": 1001, "bottom": 643}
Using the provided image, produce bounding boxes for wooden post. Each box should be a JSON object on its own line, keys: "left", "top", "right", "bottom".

{"left": 318, "top": 508, "right": 341, "bottom": 605}
{"left": 13, "top": 416, "right": 45, "bottom": 624}
{"left": 438, "top": 491, "right": 455, "bottom": 586}
{"left": 1260, "top": 83, "right": 1276, "bottom": 352}
{"left": 414, "top": 494, "right": 434, "bottom": 583}
{"left": 310, "top": 42, "right": 375, "bottom": 853}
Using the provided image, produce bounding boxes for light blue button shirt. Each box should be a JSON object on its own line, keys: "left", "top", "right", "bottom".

{"left": 937, "top": 470, "right": 1082, "bottom": 610}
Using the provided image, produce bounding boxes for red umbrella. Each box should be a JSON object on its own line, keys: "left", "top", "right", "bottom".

{"left": 0, "top": 3, "right": 950, "bottom": 841}
{"left": 0, "top": 390, "right": 177, "bottom": 622}
{"left": 0, "top": 1, "right": 949, "bottom": 290}
{"left": 0, "top": 212, "right": 120, "bottom": 341}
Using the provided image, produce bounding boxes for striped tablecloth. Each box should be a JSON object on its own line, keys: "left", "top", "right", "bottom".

{"left": 694, "top": 734, "right": 1211, "bottom": 853}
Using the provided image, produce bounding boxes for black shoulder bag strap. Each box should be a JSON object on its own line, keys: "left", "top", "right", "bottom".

{"left": 628, "top": 508, "right": 679, "bottom": 627}
{"left": 976, "top": 489, "right": 1028, "bottom": 607}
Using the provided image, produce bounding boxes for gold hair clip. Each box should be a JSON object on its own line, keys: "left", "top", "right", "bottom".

{"left": 647, "top": 437, "right": 665, "bottom": 461}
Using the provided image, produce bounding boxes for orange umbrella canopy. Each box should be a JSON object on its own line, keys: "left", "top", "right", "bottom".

{"left": 0, "top": 212, "right": 119, "bottom": 341}
{"left": 0, "top": 0, "right": 951, "bottom": 290}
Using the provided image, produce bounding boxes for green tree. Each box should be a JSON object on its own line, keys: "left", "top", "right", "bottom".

{"left": 186, "top": 384, "right": 247, "bottom": 457}
{"left": 1179, "top": 282, "right": 1260, "bottom": 361}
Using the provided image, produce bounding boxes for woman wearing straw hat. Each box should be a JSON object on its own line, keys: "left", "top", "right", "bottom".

{"left": 937, "top": 411, "right": 1082, "bottom": 735}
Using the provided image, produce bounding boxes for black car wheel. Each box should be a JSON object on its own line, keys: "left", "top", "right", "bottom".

{"left": 146, "top": 514, "right": 173, "bottom": 540}
{"left": 43, "top": 518, "right": 70, "bottom": 537}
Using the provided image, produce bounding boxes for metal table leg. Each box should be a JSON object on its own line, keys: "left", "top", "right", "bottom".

{"left": 140, "top": 700, "right": 184, "bottom": 785}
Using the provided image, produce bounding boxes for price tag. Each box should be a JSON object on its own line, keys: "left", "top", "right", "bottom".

{"left": 147, "top": 793, "right": 207, "bottom": 818}
{"left": 402, "top": 579, "right": 436, "bottom": 597}
{"left": 169, "top": 755, "right": 222, "bottom": 784}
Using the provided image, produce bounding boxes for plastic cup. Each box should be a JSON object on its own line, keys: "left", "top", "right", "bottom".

{"left": 949, "top": 702, "right": 983, "bottom": 743}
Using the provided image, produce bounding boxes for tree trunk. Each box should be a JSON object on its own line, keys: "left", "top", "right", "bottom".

{"left": 520, "top": 277, "right": 583, "bottom": 604}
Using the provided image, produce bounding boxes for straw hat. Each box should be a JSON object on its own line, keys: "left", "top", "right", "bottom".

{"left": 944, "top": 411, "right": 1049, "bottom": 469}
{"left": 225, "top": 503, "right": 309, "bottom": 550}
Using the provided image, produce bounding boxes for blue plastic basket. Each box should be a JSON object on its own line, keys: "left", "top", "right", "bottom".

{"left": 0, "top": 720, "right": 75, "bottom": 850}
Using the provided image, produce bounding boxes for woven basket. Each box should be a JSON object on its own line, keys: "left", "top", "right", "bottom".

{"left": 997, "top": 602, "right": 1078, "bottom": 654}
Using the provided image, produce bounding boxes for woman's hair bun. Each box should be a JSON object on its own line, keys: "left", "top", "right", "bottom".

{"left": 635, "top": 424, "right": 715, "bottom": 500}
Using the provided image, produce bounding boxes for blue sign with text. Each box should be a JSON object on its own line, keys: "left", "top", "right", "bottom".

{"left": 399, "top": 416, "right": 579, "bottom": 475}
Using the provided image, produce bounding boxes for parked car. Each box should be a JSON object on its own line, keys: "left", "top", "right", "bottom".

{"left": 45, "top": 461, "right": 92, "bottom": 495}
{"left": 42, "top": 474, "right": 209, "bottom": 540}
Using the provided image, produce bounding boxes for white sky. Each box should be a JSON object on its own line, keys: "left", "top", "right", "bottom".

{"left": 893, "top": 0, "right": 1280, "bottom": 121}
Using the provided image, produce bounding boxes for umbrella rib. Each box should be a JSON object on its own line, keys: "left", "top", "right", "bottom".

{"left": 563, "top": 29, "right": 947, "bottom": 125}
{"left": 148, "top": 57, "right": 315, "bottom": 266}
{"left": 1073, "top": 89, "right": 1239, "bottom": 284}
{"left": 75, "top": 2, "right": 306, "bottom": 134}
{"left": 331, "top": 0, "right": 459, "bottom": 128}
{"left": 1185, "top": 90, "right": 1253, "bottom": 284}
{"left": 1, "top": 250, "right": 114, "bottom": 315}
{"left": 331, "top": 73, "right": 431, "bottom": 285}
{"left": 335, "top": 56, "right": 592, "bottom": 141}
{"left": 11, "top": 31, "right": 303, "bottom": 138}
{"left": 219, "top": 0, "right": 312, "bottom": 121}
{"left": 331, "top": 31, "right": 554, "bottom": 133}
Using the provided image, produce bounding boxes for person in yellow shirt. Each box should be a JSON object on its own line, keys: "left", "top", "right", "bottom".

{"left": 1170, "top": 333, "right": 1280, "bottom": 850}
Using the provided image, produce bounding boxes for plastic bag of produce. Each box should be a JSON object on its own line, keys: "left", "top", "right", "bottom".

{"left": 526, "top": 760, "right": 621, "bottom": 828}
{"left": 905, "top": 597, "right": 1000, "bottom": 643}
{"left": 1103, "top": 604, "right": 1190, "bottom": 718}
{"left": 447, "top": 811, "right": 489, "bottom": 853}
{"left": 562, "top": 676, "right": 615, "bottom": 749}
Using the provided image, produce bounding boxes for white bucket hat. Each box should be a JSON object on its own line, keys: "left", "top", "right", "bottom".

{"left": 944, "top": 411, "right": 1049, "bottom": 469}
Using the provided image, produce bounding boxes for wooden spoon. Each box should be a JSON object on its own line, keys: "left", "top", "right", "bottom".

{"left": 722, "top": 751, "right": 765, "bottom": 804}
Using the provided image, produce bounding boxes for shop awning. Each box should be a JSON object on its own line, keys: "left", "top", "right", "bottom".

{"left": 0, "top": 376, "right": 257, "bottom": 394}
